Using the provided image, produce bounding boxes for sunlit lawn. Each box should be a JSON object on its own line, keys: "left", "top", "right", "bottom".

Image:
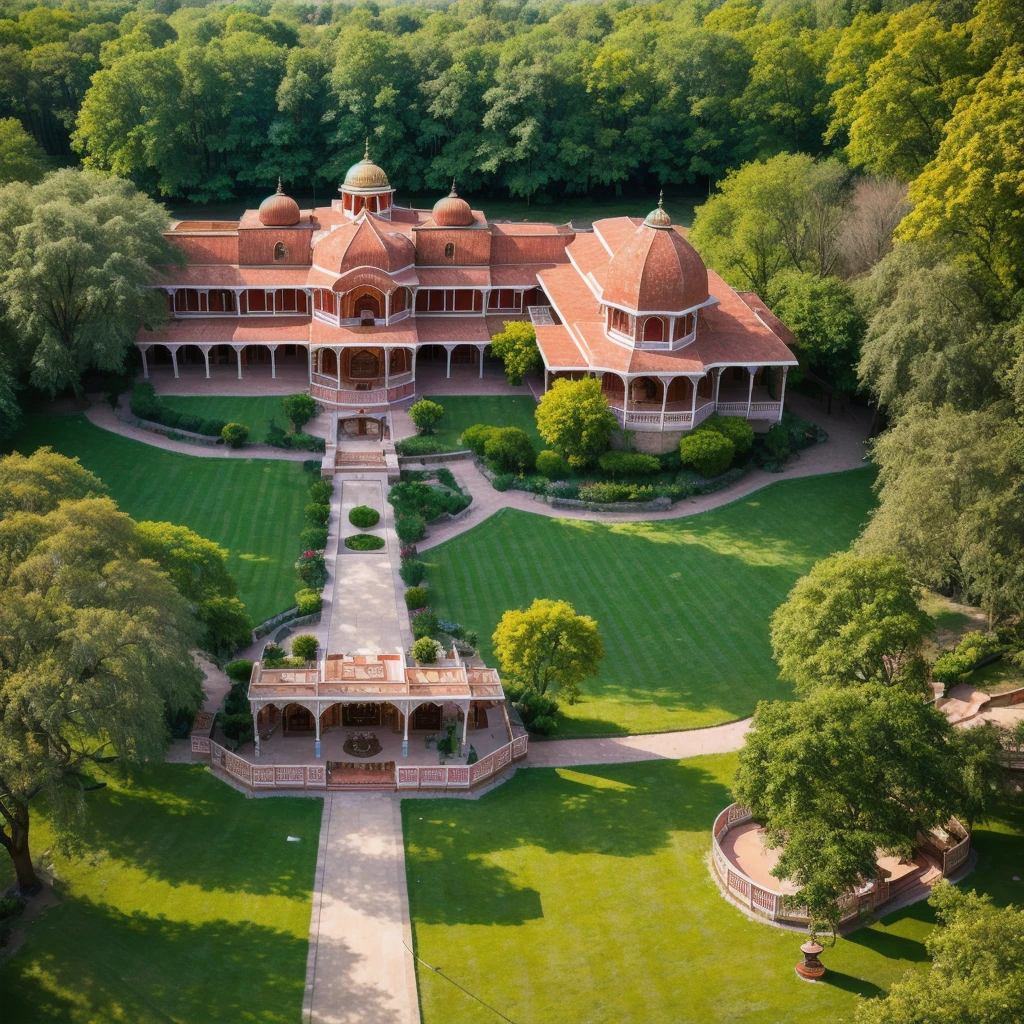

{"left": 0, "top": 765, "right": 321, "bottom": 1024}
{"left": 7, "top": 414, "right": 309, "bottom": 622}
{"left": 425, "top": 469, "right": 877, "bottom": 736}
{"left": 422, "top": 394, "right": 543, "bottom": 453}
{"left": 404, "top": 754, "right": 1023, "bottom": 1024}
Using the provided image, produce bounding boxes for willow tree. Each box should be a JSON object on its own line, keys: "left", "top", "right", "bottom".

{"left": 0, "top": 449, "right": 203, "bottom": 890}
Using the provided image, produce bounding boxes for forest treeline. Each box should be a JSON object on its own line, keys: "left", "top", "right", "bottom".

{"left": 0, "top": 0, "right": 1007, "bottom": 201}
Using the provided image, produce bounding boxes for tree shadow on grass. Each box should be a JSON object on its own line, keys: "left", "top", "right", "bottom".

{"left": 820, "top": 970, "right": 886, "bottom": 1000}
{"left": 1, "top": 896, "right": 318, "bottom": 1024}
{"left": 403, "top": 759, "right": 731, "bottom": 927}
{"left": 39, "top": 763, "right": 321, "bottom": 899}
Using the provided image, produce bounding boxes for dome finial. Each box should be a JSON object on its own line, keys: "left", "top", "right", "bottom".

{"left": 658, "top": 189, "right": 664, "bottom": 208}
{"left": 449, "top": 178, "right": 458, "bottom": 197}
{"left": 364, "top": 136, "right": 370, "bottom": 160}
{"left": 644, "top": 191, "right": 672, "bottom": 228}
{"left": 276, "top": 176, "right": 284, "bottom": 195}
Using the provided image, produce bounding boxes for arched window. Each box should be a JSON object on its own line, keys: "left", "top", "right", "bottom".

{"left": 274, "top": 242, "right": 286, "bottom": 260}
{"left": 643, "top": 317, "right": 664, "bottom": 343}
{"left": 444, "top": 242, "right": 455, "bottom": 260}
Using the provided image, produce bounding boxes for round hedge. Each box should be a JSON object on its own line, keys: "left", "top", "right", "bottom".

{"left": 345, "top": 533, "right": 385, "bottom": 551}
{"left": 348, "top": 504, "right": 380, "bottom": 528}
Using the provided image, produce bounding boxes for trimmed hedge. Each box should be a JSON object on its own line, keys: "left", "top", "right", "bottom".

{"left": 299, "top": 526, "right": 328, "bottom": 550}
{"left": 349, "top": 505, "right": 380, "bottom": 528}
{"left": 295, "top": 588, "right": 322, "bottom": 615}
{"left": 221, "top": 422, "right": 249, "bottom": 449}
{"left": 225, "top": 659, "right": 254, "bottom": 683}
{"left": 535, "top": 449, "right": 570, "bottom": 479}
{"left": 129, "top": 383, "right": 227, "bottom": 437}
{"left": 699, "top": 413, "right": 754, "bottom": 455}
{"left": 396, "top": 435, "right": 445, "bottom": 456}
{"left": 345, "top": 533, "right": 386, "bottom": 550}
{"left": 405, "top": 586, "right": 430, "bottom": 610}
{"left": 678, "top": 430, "right": 734, "bottom": 478}
{"left": 400, "top": 558, "right": 427, "bottom": 586}
{"left": 461, "top": 423, "right": 498, "bottom": 456}
{"left": 597, "top": 450, "right": 661, "bottom": 476}
{"left": 578, "top": 481, "right": 655, "bottom": 503}
{"left": 484, "top": 426, "right": 535, "bottom": 474}
{"left": 305, "top": 502, "right": 330, "bottom": 527}
{"left": 412, "top": 636, "right": 442, "bottom": 664}
{"left": 308, "top": 480, "right": 334, "bottom": 503}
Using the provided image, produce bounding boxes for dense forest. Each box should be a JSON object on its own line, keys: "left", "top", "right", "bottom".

{"left": 0, "top": 0, "right": 1007, "bottom": 201}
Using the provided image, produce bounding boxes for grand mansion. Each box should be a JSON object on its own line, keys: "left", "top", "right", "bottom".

{"left": 139, "top": 148, "right": 798, "bottom": 450}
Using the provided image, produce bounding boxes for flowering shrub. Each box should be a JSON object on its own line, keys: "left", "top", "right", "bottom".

{"left": 296, "top": 551, "right": 327, "bottom": 589}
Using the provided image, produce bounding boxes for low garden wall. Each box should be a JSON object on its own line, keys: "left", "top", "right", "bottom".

{"left": 251, "top": 609, "right": 320, "bottom": 642}
{"left": 116, "top": 408, "right": 222, "bottom": 446}
{"left": 397, "top": 449, "right": 475, "bottom": 466}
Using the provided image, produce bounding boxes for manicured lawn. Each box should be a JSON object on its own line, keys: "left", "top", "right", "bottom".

{"left": 404, "top": 755, "right": 1023, "bottom": 1024}
{"left": 7, "top": 414, "right": 310, "bottom": 622}
{"left": 422, "top": 394, "right": 543, "bottom": 452}
{"left": 424, "top": 469, "right": 877, "bottom": 736}
{"left": 0, "top": 764, "right": 321, "bottom": 1023}
{"left": 159, "top": 394, "right": 303, "bottom": 443}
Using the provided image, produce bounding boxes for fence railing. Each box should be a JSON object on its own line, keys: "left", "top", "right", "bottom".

{"left": 396, "top": 734, "right": 528, "bottom": 790}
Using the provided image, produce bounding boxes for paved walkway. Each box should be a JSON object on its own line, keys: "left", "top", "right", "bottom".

{"left": 303, "top": 793, "right": 420, "bottom": 1024}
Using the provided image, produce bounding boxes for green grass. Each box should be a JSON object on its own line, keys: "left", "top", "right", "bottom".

{"left": 0, "top": 764, "right": 321, "bottom": 1024}
{"left": 404, "top": 755, "right": 1023, "bottom": 1024}
{"left": 422, "top": 394, "right": 543, "bottom": 453}
{"left": 7, "top": 414, "right": 310, "bottom": 623}
{"left": 424, "top": 469, "right": 876, "bottom": 736}
{"left": 158, "top": 394, "right": 301, "bottom": 443}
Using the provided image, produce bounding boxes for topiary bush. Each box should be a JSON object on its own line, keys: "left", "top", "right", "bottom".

{"left": 225, "top": 659, "right": 254, "bottom": 683}
{"left": 491, "top": 473, "right": 514, "bottom": 491}
{"left": 395, "top": 435, "right": 445, "bottom": 456}
{"left": 409, "top": 398, "right": 444, "bottom": 435}
{"left": 412, "top": 636, "right": 442, "bottom": 664}
{"left": 699, "top": 414, "right": 754, "bottom": 455}
{"left": 400, "top": 558, "right": 427, "bottom": 586}
{"left": 411, "top": 610, "right": 439, "bottom": 639}
{"left": 308, "top": 480, "right": 334, "bottom": 503}
{"left": 395, "top": 513, "right": 426, "bottom": 544}
{"left": 678, "top": 430, "right": 735, "bottom": 478}
{"left": 535, "top": 449, "right": 570, "bottom": 479}
{"left": 295, "top": 588, "right": 322, "bottom": 615}
{"left": 292, "top": 633, "right": 319, "bottom": 660}
{"left": 461, "top": 423, "right": 498, "bottom": 456}
{"left": 348, "top": 505, "right": 380, "bottom": 528}
{"left": 221, "top": 422, "right": 249, "bottom": 449}
{"left": 299, "top": 526, "right": 328, "bottom": 550}
{"left": 484, "top": 426, "right": 535, "bottom": 474}
{"left": 345, "top": 533, "right": 385, "bottom": 550}
{"left": 305, "top": 502, "right": 330, "bottom": 527}
{"left": 597, "top": 450, "right": 661, "bottom": 476}
{"left": 405, "top": 586, "right": 430, "bottom": 610}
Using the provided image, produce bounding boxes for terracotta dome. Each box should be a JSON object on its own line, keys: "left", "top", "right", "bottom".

{"left": 431, "top": 184, "right": 474, "bottom": 227}
{"left": 258, "top": 181, "right": 301, "bottom": 226}
{"left": 312, "top": 215, "right": 413, "bottom": 275}
{"left": 602, "top": 199, "right": 709, "bottom": 313}
{"left": 343, "top": 142, "right": 390, "bottom": 190}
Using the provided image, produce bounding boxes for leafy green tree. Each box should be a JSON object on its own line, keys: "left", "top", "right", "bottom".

{"left": 483, "top": 426, "right": 535, "bottom": 474}
{"left": 0, "top": 117, "right": 45, "bottom": 183}
{"left": 490, "top": 321, "right": 541, "bottom": 386}
{"left": 856, "top": 885, "right": 1024, "bottom": 1024}
{"left": 770, "top": 552, "right": 933, "bottom": 693}
{"left": 291, "top": 634, "right": 318, "bottom": 661}
{"left": 734, "top": 683, "right": 964, "bottom": 936}
{"left": 0, "top": 169, "right": 176, "bottom": 405}
{"left": 0, "top": 454, "right": 203, "bottom": 889}
{"left": 679, "top": 429, "right": 734, "bottom": 477}
{"left": 773, "top": 270, "right": 865, "bottom": 392}
{"left": 899, "top": 45, "right": 1024, "bottom": 308}
{"left": 535, "top": 377, "right": 617, "bottom": 468}
{"left": 492, "top": 597, "right": 604, "bottom": 703}
{"left": 408, "top": 399, "right": 444, "bottom": 435}
{"left": 282, "top": 393, "right": 317, "bottom": 431}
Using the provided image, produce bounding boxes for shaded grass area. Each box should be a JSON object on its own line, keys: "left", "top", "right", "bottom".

{"left": 0, "top": 764, "right": 321, "bottom": 1024}
{"left": 6, "top": 414, "right": 309, "bottom": 622}
{"left": 404, "top": 755, "right": 1022, "bottom": 1024}
{"left": 422, "top": 394, "right": 542, "bottom": 453}
{"left": 425, "top": 470, "right": 877, "bottom": 736}
{"left": 159, "top": 394, "right": 301, "bottom": 443}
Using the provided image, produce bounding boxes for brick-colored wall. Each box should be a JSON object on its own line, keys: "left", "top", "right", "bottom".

{"left": 414, "top": 228, "right": 492, "bottom": 266}
{"left": 169, "top": 234, "right": 239, "bottom": 263}
{"left": 238, "top": 227, "right": 314, "bottom": 266}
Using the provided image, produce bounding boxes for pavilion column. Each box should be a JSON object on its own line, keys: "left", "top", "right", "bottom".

{"left": 713, "top": 368, "right": 723, "bottom": 407}
{"left": 745, "top": 366, "right": 756, "bottom": 418}
{"left": 622, "top": 376, "right": 631, "bottom": 427}
{"left": 335, "top": 347, "right": 342, "bottom": 389}
{"left": 543, "top": 368, "right": 549, "bottom": 394}
{"left": 445, "top": 345, "right": 453, "bottom": 379}
{"left": 253, "top": 708, "right": 261, "bottom": 758}
{"left": 235, "top": 346, "right": 243, "bottom": 380}
{"left": 384, "top": 347, "right": 390, "bottom": 392}
{"left": 402, "top": 702, "right": 410, "bottom": 757}
{"left": 201, "top": 346, "right": 211, "bottom": 378}
{"left": 308, "top": 346, "right": 314, "bottom": 387}
{"left": 477, "top": 344, "right": 486, "bottom": 378}
{"left": 410, "top": 348, "right": 418, "bottom": 388}
{"left": 778, "top": 366, "right": 789, "bottom": 422}
{"left": 269, "top": 345, "right": 277, "bottom": 379}
{"left": 385, "top": 291, "right": 390, "bottom": 323}
{"left": 659, "top": 377, "right": 670, "bottom": 429}
{"left": 170, "top": 346, "right": 179, "bottom": 379}
{"left": 461, "top": 703, "right": 470, "bottom": 757}
{"left": 140, "top": 346, "right": 150, "bottom": 379}
{"left": 314, "top": 705, "right": 321, "bottom": 759}
{"left": 690, "top": 375, "right": 700, "bottom": 424}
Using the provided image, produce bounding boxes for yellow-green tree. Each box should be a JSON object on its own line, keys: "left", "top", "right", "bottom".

{"left": 490, "top": 320, "right": 541, "bottom": 386}
{"left": 535, "top": 376, "right": 617, "bottom": 468}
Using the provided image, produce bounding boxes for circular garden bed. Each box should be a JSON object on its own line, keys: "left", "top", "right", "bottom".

{"left": 345, "top": 533, "right": 385, "bottom": 551}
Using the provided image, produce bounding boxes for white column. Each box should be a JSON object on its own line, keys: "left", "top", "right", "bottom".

{"left": 778, "top": 366, "right": 789, "bottom": 422}
{"left": 236, "top": 346, "right": 243, "bottom": 380}
{"left": 384, "top": 347, "right": 390, "bottom": 392}
{"left": 170, "top": 347, "right": 179, "bottom": 379}
{"left": 201, "top": 289, "right": 209, "bottom": 313}
{"left": 335, "top": 347, "right": 342, "bottom": 389}
{"left": 668, "top": 316, "right": 676, "bottom": 343}
{"left": 253, "top": 708, "right": 261, "bottom": 758}
{"left": 623, "top": 376, "right": 631, "bottom": 426}
{"left": 385, "top": 291, "right": 390, "bottom": 323}
{"left": 477, "top": 344, "right": 486, "bottom": 378}
{"left": 234, "top": 288, "right": 243, "bottom": 314}
{"left": 141, "top": 347, "right": 150, "bottom": 379}
{"left": 461, "top": 703, "right": 470, "bottom": 757}
{"left": 202, "top": 347, "right": 210, "bottom": 379}
{"left": 314, "top": 706, "right": 321, "bottom": 759}
{"left": 402, "top": 702, "right": 410, "bottom": 758}
{"left": 308, "top": 346, "right": 314, "bottom": 387}
{"left": 543, "top": 368, "right": 549, "bottom": 393}
{"left": 269, "top": 345, "right": 277, "bottom": 380}
{"left": 713, "top": 368, "right": 723, "bottom": 407}
{"left": 445, "top": 345, "right": 453, "bottom": 379}
{"left": 660, "top": 377, "right": 670, "bottom": 429}
{"left": 746, "top": 366, "right": 756, "bottom": 418}
{"left": 690, "top": 375, "right": 700, "bottom": 424}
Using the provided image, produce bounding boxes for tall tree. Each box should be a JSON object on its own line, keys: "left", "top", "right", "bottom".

{"left": 0, "top": 169, "right": 177, "bottom": 405}
{"left": 535, "top": 376, "right": 617, "bottom": 469}
{"left": 0, "top": 117, "right": 46, "bottom": 183}
{"left": 0, "top": 450, "right": 203, "bottom": 890}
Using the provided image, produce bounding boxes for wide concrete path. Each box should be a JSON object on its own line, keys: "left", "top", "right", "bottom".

{"left": 303, "top": 793, "right": 420, "bottom": 1024}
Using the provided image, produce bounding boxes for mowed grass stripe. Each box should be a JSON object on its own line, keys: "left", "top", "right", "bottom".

{"left": 8, "top": 415, "right": 308, "bottom": 623}
{"left": 424, "top": 470, "right": 876, "bottom": 736}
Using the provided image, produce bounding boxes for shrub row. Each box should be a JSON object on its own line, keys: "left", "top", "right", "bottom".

{"left": 130, "top": 383, "right": 227, "bottom": 437}
{"left": 266, "top": 419, "right": 326, "bottom": 452}
{"left": 933, "top": 631, "right": 1007, "bottom": 686}
{"left": 395, "top": 435, "right": 446, "bottom": 456}
{"left": 290, "top": 475, "right": 334, "bottom": 615}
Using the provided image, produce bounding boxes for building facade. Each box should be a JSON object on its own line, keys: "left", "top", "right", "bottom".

{"left": 139, "top": 151, "right": 797, "bottom": 451}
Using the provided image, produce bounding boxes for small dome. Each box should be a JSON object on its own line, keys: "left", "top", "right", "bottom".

{"left": 344, "top": 141, "right": 390, "bottom": 190}
{"left": 432, "top": 183, "right": 474, "bottom": 227}
{"left": 258, "top": 180, "right": 301, "bottom": 226}
{"left": 644, "top": 192, "right": 672, "bottom": 229}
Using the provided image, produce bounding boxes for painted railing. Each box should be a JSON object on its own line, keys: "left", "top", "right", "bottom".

{"left": 396, "top": 733, "right": 529, "bottom": 790}
{"left": 209, "top": 740, "right": 328, "bottom": 789}
{"left": 609, "top": 401, "right": 765, "bottom": 430}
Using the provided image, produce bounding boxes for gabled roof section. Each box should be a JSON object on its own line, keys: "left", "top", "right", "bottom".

{"left": 312, "top": 212, "right": 415, "bottom": 275}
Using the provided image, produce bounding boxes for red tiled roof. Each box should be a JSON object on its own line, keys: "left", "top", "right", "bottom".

{"left": 157, "top": 266, "right": 312, "bottom": 288}
{"left": 138, "top": 317, "right": 311, "bottom": 346}
{"left": 415, "top": 267, "right": 491, "bottom": 287}
{"left": 312, "top": 214, "right": 415, "bottom": 275}
{"left": 415, "top": 318, "right": 492, "bottom": 343}
{"left": 490, "top": 264, "right": 552, "bottom": 286}
{"left": 310, "top": 319, "right": 419, "bottom": 347}
{"left": 737, "top": 291, "right": 798, "bottom": 348}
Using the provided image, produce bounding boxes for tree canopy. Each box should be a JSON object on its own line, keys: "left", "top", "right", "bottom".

{"left": 490, "top": 321, "right": 541, "bottom": 386}
{"left": 535, "top": 376, "right": 617, "bottom": 468}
